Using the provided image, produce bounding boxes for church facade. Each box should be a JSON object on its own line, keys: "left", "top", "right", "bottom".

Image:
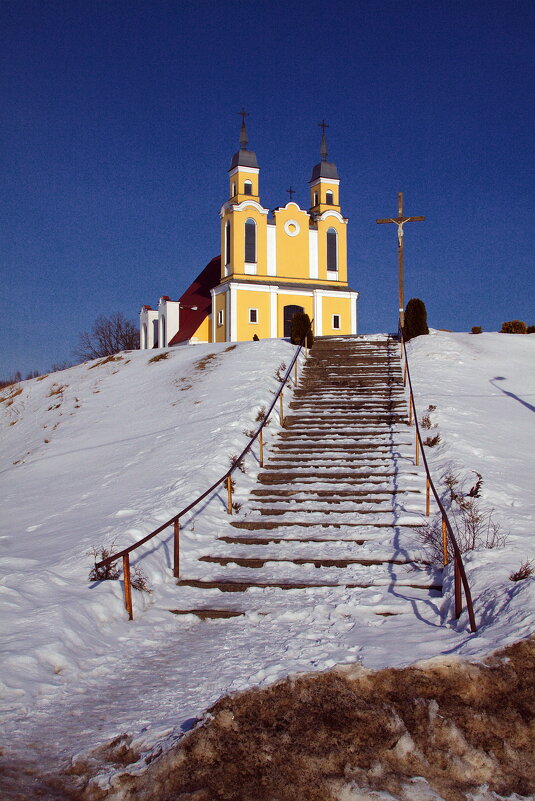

{"left": 140, "top": 120, "right": 359, "bottom": 348}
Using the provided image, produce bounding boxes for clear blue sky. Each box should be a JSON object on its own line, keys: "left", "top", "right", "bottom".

{"left": 1, "top": 0, "right": 533, "bottom": 377}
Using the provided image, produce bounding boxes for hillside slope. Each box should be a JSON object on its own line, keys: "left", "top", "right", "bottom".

{"left": 1, "top": 332, "right": 534, "bottom": 799}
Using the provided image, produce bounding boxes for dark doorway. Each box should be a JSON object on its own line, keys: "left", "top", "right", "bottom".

{"left": 283, "top": 304, "right": 304, "bottom": 337}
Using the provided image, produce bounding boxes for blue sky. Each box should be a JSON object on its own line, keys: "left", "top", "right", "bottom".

{"left": 1, "top": 0, "right": 533, "bottom": 376}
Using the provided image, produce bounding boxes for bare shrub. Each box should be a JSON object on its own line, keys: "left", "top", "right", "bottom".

{"left": 510, "top": 560, "right": 534, "bottom": 582}
{"left": 88, "top": 545, "right": 120, "bottom": 582}
{"left": 131, "top": 565, "right": 152, "bottom": 593}
{"left": 232, "top": 501, "right": 242, "bottom": 513}
{"left": 229, "top": 454, "right": 247, "bottom": 474}
{"left": 424, "top": 433, "right": 441, "bottom": 447}
{"left": 428, "top": 404, "right": 436, "bottom": 412}
{"left": 418, "top": 470, "right": 506, "bottom": 564}
{"left": 255, "top": 406, "right": 266, "bottom": 422}
{"left": 500, "top": 320, "right": 527, "bottom": 334}
{"left": 420, "top": 413, "right": 432, "bottom": 429}
{"left": 275, "top": 362, "right": 287, "bottom": 382}
{"left": 77, "top": 312, "right": 139, "bottom": 361}
{"left": 148, "top": 352, "right": 169, "bottom": 363}
{"left": 471, "top": 326, "right": 483, "bottom": 334}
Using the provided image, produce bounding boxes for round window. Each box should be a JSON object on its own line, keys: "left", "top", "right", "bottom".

{"left": 284, "top": 219, "right": 300, "bottom": 237}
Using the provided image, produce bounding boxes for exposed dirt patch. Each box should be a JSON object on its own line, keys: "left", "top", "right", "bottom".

{"left": 148, "top": 352, "right": 170, "bottom": 364}
{"left": 65, "top": 635, "right": 535, "bottom": 801}
{"left": 88, "top": 356, "right": 124, "bottom": 369}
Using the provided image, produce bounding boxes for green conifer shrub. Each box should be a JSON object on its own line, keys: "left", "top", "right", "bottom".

{"left": 500, "top": 320, "right": 527, "bottom": 334}
{"left": 403, "top": 298, "right": 429, "bottom": 341}
{"left": 290, "top": 312, "right": 314, "bottom": 347}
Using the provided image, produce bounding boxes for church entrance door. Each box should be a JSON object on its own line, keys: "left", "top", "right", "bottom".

{"left": 283, "top": 305, "right": 304, "bottom": 338}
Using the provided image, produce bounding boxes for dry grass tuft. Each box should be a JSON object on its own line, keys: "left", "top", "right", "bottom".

{"left": 193, "top": 353, "right": 217, "bottom": 371}
{"left": 47, "top": 383, "right": 68, "bottom": 397}
{"left": 75, "top": 637, "right": 535, "bottom": 801}
{"left": 510, "top": 559, "right": 534, "bottom": 582}
{"left": 1, "top": 386, "right": 23, "bottom": 404}
{"left": 88, "top": 355, "right": 123, "bottom": 369}
{"left": 224, "top": 344, "right": 237, "bottom": 352}
{"left": 148, "top": 352, "right": 170, "bottom": 363}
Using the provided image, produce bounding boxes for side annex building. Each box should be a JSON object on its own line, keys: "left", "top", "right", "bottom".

{"left": 139, "top": 120, "right": 359, "bottom": 348}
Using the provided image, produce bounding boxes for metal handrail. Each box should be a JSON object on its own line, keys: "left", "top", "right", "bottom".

{"left": 94, "top": 322, "right": 313, "bottom": 618}
{"left": 399, "top": 327, "right": 477, "bottom": 633}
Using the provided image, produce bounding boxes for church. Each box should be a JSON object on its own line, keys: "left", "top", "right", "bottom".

{"left": 139, "top": 118, "right": 359, "bottom": 348}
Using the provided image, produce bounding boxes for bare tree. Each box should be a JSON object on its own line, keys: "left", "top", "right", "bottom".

{"left": 76, "top": 312, "right": 139, "bottom": 361}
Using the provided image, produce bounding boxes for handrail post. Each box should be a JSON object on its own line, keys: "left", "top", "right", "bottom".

{"left": 442, "top": 517, "right": 449, "bottom": 567}
{"left": 279, "top": 391, "right": 284, "bottom": 426}
{"left": 426, "top": 478, "right": 430, "bottom": 516}
{"left": 173, "top": 518, "right": 180, "bottom": 578}
{"left": 415, "top": 432, "right": 419, "bottom": 466}
{"left": 454, "top": 556, "right": 462, "bottom": 619}
{"left": 409, "top": 395, "right": 413, "bottom": 426}
{"left": 403, "top": 362, "right": 407, "bottom": 387}
{"left": 294, "top": 359, "right": 298, "bottom": 385}
{"left": 123, "top": 553, "right": 133, "bottom": 620}
{"left": 259, "top": 427, "right": 264, "bottom": 467}
{"left": 226, "top": 475, "right": 233, "bottom": 515}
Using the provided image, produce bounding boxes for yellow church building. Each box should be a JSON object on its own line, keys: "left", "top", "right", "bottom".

{"left": 140, "top": 119, "right": 359, "bottom": 348}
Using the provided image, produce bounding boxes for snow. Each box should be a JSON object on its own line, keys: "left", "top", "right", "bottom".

{"left": 0, "top": 332, "right": 534, "bottom": 796}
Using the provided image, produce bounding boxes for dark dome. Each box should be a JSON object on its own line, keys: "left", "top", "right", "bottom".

{"left": 310, "top": 160, "right": 339, "bottom": 182}
{"left": 229, "top": 149, "right": 259, "bottom": 170}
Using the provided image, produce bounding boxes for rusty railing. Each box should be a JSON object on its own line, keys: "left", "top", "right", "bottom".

{"left": 94, "top": 325, "right": 313, "bottom": 619}
{"left": 399, "top": 328, "right": 477, "bottom": 633}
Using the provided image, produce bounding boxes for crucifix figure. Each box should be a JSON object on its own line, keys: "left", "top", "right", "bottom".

{"left": 286, "top": 186, "right": 295, "bottom": 201}
{"left": 376, "top": 193, "right": 425, "bottom": 328}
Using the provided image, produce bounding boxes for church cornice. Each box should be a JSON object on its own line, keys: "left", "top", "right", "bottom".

{"left": 219, "top": 199, "right": 269, "bottom": 217}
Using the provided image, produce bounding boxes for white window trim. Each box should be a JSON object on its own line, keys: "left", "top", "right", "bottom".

{"left": 249, "top": 308, "right": 258, "bottom": 324}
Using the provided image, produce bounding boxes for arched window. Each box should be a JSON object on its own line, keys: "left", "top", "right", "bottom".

{"left": 160, "top": 316, "right": 166, "bottom": 348}
{"left": 313, "top": 191, "right": 318, "bottom": 206}
{"left": 244, "top": 180, "right": 253, "bottom": 196}
{"left": 326, "top": 190, "right": 334, "bottom": 205}
{"left": 327, "top": 227, "right": 338, "bottom": 272}
{"left": 225, "top": 220, "right": 231, "bottom": 266}
{"left": 245, "top": 218, "right": 256, "bottom": 263}
{"left": 142, "top": 323, "right": 147, "bottom": 349}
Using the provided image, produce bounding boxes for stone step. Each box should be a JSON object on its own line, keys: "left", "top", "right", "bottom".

{"left": 250, "top": 488, "right": 421, "bottom": 497}
{"left": 199, "top": 555, "right": 419, "bottom": 568}
{"left": 176, "top": 578, "right": 442, "bottom": 592}
{"left": 230, "top": 519, "right": 425, "bottom": 529}
{"left": 169, "top": 608, "right": 246, "bottom": 619}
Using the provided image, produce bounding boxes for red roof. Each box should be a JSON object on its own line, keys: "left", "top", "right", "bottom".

{"left": 168, "top": 256, "right": 221, "bottom": 345}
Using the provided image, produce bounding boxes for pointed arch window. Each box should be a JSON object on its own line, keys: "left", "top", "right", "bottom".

{"left": 244, "top": 180, "right": 253, "bottom": 196}
{"left": 326, "top": 190, "right": 334, "bottom": 205}
{"left": 327, "top": 227, "right": 338, "bottom": 272}
{"left": 245, "top": 218, "right": 257, "bottom": 263}
{"left": 225, "top": 220, "right": 231, "bottom": 267}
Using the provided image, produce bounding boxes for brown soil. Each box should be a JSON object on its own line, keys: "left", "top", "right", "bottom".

{"left": 71, "top": 635, "right": 535, "bottom": 801}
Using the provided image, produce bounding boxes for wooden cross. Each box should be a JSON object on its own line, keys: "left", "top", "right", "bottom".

{"left": 376, "top": 192, "right": 425, "bottom": 328}
{"left": 286, "top": 186, "right": 295, "bottom": 201}
{"left": 319, "top": 119, "right": 329, "bottom": 135}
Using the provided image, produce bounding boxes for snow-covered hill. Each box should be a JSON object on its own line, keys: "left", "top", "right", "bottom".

{"left": 0, "top": 332, "right": 534, "bottom": 798}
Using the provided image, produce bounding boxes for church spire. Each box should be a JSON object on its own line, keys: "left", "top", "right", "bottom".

{"left": 319, "top": 119, "right": 328, "bottom": 162}
{"left": 239, "top": 108, "right": 249, "bottom": 150}
{"left": 229, "top": 108, "right": 259, "bottom": 171}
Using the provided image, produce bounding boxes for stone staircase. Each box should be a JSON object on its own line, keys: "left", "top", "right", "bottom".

{"left": 173, "top": 335, "right": 440, "bottom": 618}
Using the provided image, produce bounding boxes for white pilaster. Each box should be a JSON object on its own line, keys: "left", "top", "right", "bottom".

{"left": 267, "top": 225, "right": 277, "bottom": 276}
{"left": 270, "top": 287, "right": 278, "bottom": 337}
{"left": 313, "top": 291, "right": 323, "bottom": 336}
{"left": 309, "top": 229, "right": 318, "bottom": 279}
{"left": 230, "top": 283, "right": 238, "bottom": 341}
